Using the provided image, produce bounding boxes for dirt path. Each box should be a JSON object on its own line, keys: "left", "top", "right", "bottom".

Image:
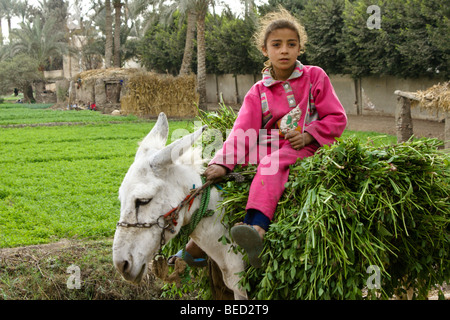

{"left": 346, "top": 114, "right": 445, "bottom": 140}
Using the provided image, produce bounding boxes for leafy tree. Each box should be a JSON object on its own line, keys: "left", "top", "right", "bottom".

{"left": 340, "top": 0, "right": 448, "bottom": 79}
{"left": 138, "top": 11, "right": 186, "bottom": 75}
{"left": 206, "top": 12, "right": 263, "bottom": 75}
{"left": 301, "top": 0, "right": 346, "bottom": 74}
{"left": 150, "top": 0, "right": 198, "bottom": 75}
{"left": 0, "top": 54, "right": 43, "bottom": 102}
{"left": 395, "top": 0, "right": 449, "bottom": 78}
{"left": 122, "top": 0, "right": 450, "bottom": 80}
{"left": 76, "top": 19, "right": 105, "bottom": 70}
{"left": 258, "top": 0, "right": 307, "bottom": 16}
{"left": 27, "top": 0, "right": 68, "bottom": 70}
{"left": 13, "top": 0, "right": 34, "bottom": 24}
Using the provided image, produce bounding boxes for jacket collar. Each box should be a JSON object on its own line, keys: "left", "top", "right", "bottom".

{"left": 262, "top": 60, "right": 304, "bottom": 87}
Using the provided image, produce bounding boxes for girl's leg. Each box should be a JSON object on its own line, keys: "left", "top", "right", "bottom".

{"left": 246, "top": 143, "right": 318, "bottom": 221}
{"left": 232, "top": 144, "right": 317, "bottom": 267}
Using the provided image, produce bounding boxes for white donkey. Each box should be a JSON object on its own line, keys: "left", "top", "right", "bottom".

{"left": 112, "top": 113, "right": 247, "bottom": 299}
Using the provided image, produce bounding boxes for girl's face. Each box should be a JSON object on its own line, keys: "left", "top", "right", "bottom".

{"left": 262, "top": 28, "right": 301, "bottom": 81}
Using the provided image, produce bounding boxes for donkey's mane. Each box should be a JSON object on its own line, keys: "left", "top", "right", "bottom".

{"left": 173, "top": 145, "right": 207, "bottom": 175}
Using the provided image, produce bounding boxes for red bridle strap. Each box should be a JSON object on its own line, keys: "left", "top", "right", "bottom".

{"left": 162, "top": 180, "right": 213, "bottom": 227}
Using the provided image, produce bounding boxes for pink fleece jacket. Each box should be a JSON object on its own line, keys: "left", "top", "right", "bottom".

{"left": 210, "top": 61, "right": 347, "bottom": 172}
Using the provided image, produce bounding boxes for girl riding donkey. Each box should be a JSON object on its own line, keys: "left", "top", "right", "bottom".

{"left": 170, "top": 7, "right": 347, "bottom": 268}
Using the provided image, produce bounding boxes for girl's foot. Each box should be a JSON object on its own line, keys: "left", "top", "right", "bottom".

{"left": 231, "top": 224, "right": 265, "bottom": 268}
{"left": 167, "top": 240, "right": 206, "bottom": 267}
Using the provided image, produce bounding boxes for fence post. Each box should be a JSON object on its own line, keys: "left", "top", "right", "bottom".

{"left": 394, "top": 90, "right": 417, "bottom": 143}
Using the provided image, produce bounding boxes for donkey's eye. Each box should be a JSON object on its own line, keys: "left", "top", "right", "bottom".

{"left": 135, "top": 198, "right": 151, "bottom": 208}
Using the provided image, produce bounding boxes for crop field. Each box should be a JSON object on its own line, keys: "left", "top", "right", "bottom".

{"left": 0, "top": 104, "right": 195, "bottom": 248}
{"left": 0, "top": 103, "right": 141, "bottom": 126}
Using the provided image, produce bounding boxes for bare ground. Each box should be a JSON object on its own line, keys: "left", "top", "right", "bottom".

{"left": 346, "top": 114, "right": 445, "bottom": 141}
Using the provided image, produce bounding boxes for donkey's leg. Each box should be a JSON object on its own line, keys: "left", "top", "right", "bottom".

{"left": 217, "top": 257, "right": 248, "bottom": 300}
{"left": 191, "top": 216, "right": 248, "bottom": 300}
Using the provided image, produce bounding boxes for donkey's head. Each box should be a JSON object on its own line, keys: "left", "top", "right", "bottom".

{"left": 113, "top": 113, "right": 206, "bottom": 284}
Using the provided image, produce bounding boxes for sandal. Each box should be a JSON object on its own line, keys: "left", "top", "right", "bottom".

{"left": 167, "top": 249, "right": 207, "bottom": 267}
{"left": 231, "top": 224, "right": 263, "bottom": 268}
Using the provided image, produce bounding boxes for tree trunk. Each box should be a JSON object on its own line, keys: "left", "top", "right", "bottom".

{"left": 105, "top": 0, "right": 113, "bottom": 68}
{"left": 0, "top": 18, "right": 3, "bottom": 46}
{"left": 7, "top": 17, "right": 11, "bottom": 43}
{"left": 179, "top": 10, "right": 197, "bottom": 76}
{"left": 34, "top": 80, "right": 46, "bottom": 103}
{"left": 113, "top": 1, "right": 122, "bottom": 68}
{"left": 22, "top": 84, "right": 35, "bottom": 103}
{"left": 196, "top": 7, "right": 207, "bottom": 111}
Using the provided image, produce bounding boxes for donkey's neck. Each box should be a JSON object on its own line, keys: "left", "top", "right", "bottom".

{"left": 180, "top": 179, "right": 221, "bottom": 226}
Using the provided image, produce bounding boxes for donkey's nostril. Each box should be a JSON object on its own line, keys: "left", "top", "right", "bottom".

{"left": 117, "top": 260, "right": 130, "bottom": 274}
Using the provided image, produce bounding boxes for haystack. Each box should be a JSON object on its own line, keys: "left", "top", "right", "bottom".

{"left": 412, "top": 81, "right": 450, "bottom": 113}
{"left": 121, "top": 73, "right": 199, "bottom": 118}
{"left": 70, "top": 68, "right": 199, "bottom": 118}
{"left": 77, "top": 68, "right": 141, "bottom": 81}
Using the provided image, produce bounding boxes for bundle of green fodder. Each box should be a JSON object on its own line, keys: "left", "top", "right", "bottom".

{"left": 161, "top": 106, "right": 449, "bottom": 300}
{"left": 121, "top": 72, "right": 199, "bottom": 118}
{"left": 220, "top": 137, "right": 449, "bottom": 300}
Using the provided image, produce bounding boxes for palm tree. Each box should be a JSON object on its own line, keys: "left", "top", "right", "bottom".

{"left": 9, "top": 16, "right": 68, "bottom": 101}
{"left": 113, "top": 0, "right": 122, "bottom": 67}
{"left": 179, "top": 8, "right": 196, "bottom": 75}
{"left": 9, "top": 17, "right": 67, "bottom": 71}
{"left": 14, "top": 0, "right": 33, "bottom": 23}
{"left": 105, "top": 0, "right": 113, "bottom": 67}
{"left": 0, "top": 0, "right": 15, "bottom": 43}
{"left": 195, "top": 0, "right": 210, "bottom": 110}
{"left": 156, "top": 0, "right": 211, "bottom": 109}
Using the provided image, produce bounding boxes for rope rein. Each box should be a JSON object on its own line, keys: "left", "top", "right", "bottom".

{"left": 177, "top": 176, "right": 214, "bottom": 259}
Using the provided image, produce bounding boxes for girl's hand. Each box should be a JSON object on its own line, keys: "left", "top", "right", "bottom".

{"left": 203, "top": 164, "right": 227, "bottom": 181}
{"left": 285, "top": 131, "right": 315, "bottom": 150}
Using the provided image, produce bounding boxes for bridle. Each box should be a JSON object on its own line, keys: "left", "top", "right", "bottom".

{"left": 115, "top": 179, "right": 214, "bottom": 254}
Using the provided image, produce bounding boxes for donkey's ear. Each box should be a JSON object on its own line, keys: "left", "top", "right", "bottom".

{"left": 138, "top": 113, "right": 169, "bottom": 152}
{"left": 150, "top": 125, "right": 207, "bottom": 168}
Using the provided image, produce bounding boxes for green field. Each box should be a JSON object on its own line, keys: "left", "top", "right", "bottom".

{"left": 0, "top": 104, "right": 195, "bottom": 248}
{"left": 0, "top": 103, "right": 141, "bottom": 125}
{"left": 0, "top": 103, "right": 396, "bottom": 248}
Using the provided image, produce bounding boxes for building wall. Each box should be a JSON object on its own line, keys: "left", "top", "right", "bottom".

{"left": 206, "top": 73, "right": 446, "bottom": 121}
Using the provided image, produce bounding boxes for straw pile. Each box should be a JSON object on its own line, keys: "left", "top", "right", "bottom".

{"left": 75, "top": 68, "right": 141, "bottom": 81}
{"left": 413, "top": 81, "right": 450, "bottom": 112}
{"left": 121, "top": 73, "right": 199, "bottom": 118}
